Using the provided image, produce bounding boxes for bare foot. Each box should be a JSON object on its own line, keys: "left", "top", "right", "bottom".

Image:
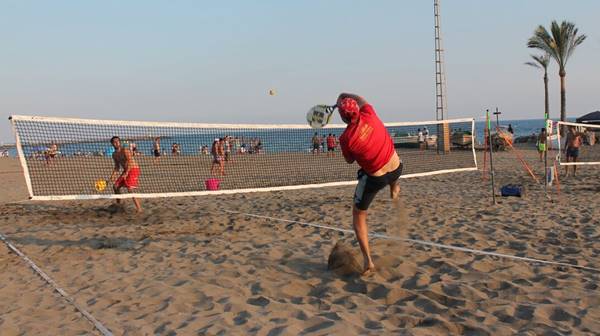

{"left": 361, "top": 265, "right": 376, "bottom": 277}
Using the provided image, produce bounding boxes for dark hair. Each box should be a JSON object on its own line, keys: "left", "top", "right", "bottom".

{"left": 110, "top": 136, "right": 120, "bottom": 144}
{"left": 541, "top": 128, "right": 546, "bottom": 132}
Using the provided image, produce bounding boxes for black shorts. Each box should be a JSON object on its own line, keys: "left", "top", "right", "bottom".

{"left": 313, "top": 144, "right": 320, "bottom": 150}
{"left": 354, "top": 162, "right": 403, "bottom": 210}
{"left": 327, "top": 147, "right": 335, "bottom": 152}
{"left": 566, "top": 147, "right": 579, "bottom": 158}
{"left": 153, "top": 149, "right": 161, "bottom": 157}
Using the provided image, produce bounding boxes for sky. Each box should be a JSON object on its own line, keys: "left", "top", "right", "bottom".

{"left": 1, "top": 0, "right": 599, "bottom": 143}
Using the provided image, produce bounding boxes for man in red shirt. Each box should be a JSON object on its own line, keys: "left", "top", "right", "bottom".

{"left": 337, "top": 93, "right": 402, "bottom": 276}
{"left": 326, "top": 133, "right": 336, "bottom": 157}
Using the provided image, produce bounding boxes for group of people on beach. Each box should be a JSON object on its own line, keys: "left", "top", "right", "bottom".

{"left": 311, "top": 133, "right": 339, "bottom": 156}
{"left": 150, "top": 138, "right": 181, "bottom": 161}
{"left": 535, "top": 125, "right": 592, "bottom": 177}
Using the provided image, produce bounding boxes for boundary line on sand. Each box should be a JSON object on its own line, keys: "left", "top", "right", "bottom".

{"left": 224, "top": 210, "right": 600, "bottom": 274}
{"left": 0, "top": 232, "right": 113, "bottom": 336}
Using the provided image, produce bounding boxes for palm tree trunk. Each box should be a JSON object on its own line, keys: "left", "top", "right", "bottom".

{"left": 543, "top": 72, "right": 549, "bottom": 118}
{"left": 560, "top": 71, "right": 566, "bottom": 136}
{"left": 543, "top": 71, "right": 549, "bottom": 194}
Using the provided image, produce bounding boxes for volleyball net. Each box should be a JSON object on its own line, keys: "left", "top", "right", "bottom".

{"left": 556, "top": 121, "right": 600, "bottom": 166}
{"left": 9, "top": 115, "right": 477, "bottom": 200}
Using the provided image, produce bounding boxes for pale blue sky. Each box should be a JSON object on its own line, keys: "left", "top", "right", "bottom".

{"left": 2, "top": 0, "right": 599, "bottom": 143}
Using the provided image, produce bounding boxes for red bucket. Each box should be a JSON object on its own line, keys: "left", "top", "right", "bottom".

{"left": 205, "top": 178, "right": 220, "bottom": 191}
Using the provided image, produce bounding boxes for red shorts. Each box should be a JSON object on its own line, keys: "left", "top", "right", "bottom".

{"left": 115, "top": 167, "right": 140, "bottom": 190}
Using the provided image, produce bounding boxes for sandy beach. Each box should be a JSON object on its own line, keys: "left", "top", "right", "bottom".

{"left": 0, "top": 148, "right": 599, "bottom": 335}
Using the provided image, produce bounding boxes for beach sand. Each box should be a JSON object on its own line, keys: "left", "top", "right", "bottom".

{"left": 0, "top": 148, "right": 599, "bottom": 335}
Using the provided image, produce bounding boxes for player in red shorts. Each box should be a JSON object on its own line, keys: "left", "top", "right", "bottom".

{"left": 337, "top": 93, "right": 402, "bottom": 276}
{"left": 109, "top": 136, "right": 142, "bottom": 212}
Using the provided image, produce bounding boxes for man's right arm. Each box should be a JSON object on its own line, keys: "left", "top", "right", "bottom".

{"left": 340, "top": 142, "right": 355, "bottom": 164}
{"left": 337, "top": 93, "right": 367, "bottom": 109}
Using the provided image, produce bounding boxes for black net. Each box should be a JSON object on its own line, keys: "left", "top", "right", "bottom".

{"left": 10, "top": 116, "right": 476, "bottom": 198}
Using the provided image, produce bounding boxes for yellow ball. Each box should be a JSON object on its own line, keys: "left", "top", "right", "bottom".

{"left": 95, "top": 179, "right": 107, "bottom": 192}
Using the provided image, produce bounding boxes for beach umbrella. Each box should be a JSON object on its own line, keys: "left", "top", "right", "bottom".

{"left": 576, "top": 111, "right": 600, "bottom": 124}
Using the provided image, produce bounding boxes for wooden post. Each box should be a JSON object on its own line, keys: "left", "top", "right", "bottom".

{"left": 443, "top": 122, "right": 451, "bottom": 152}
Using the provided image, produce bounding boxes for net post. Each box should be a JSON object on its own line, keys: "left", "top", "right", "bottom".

{"left": 10, "top": 116, "right": 34, "bottom": 199}
{"left": 543, "top": 115, "right": 549, "bottom": 196}
{"left": 436, "top": 122, "right": 451, "bottom": 154}
{"left": 442, "top": 121, "right": 450, "bottom": 153}
{"left": 471, "top": 119, "right": 477, "bottom": 170}
{"left": 486, "top": 109, "right": 497, "bottom": 205}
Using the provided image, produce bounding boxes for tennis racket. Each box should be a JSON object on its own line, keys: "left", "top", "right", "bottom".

{"left": 307, "top": 104, "right": 337, "bottom": 129}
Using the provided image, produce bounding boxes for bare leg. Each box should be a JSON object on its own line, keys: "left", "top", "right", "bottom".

{"left": 131, "top": 196, "right": 142, "bottom": 212}
{"left": 390, "top": 180, "right": 401, "bottom": 200}
{"left": 352, "top": 206, "right": 375, "bottom": 275}
{"left": 113, "top": 185, "right": 121, "bottom": 205}
{"left": 573, "top": 157, "right": 578, "bottom": 176}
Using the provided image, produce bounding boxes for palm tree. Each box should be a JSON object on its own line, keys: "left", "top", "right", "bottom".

{"left": 525, "top": 53, "right": 551, "bottom": 120}
{"left": 527, "top": 21, "right": 586, "bottom": 130}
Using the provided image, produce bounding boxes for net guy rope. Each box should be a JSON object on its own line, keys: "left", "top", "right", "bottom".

{"left": 0, "top": 232, "right": 114, "bottom": 336}
{"left": 224, "top": 210, "right": 600, "bottom": 274}
{"left": 9, "top": 115, "right": 477, "bottom": 201}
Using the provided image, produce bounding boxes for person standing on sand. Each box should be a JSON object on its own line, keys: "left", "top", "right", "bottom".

{"left": 153, "top": 137, "right": 161, "bottom": 163}
{"left": 326, "top": 133, "right": 336, "bottom": 157}
{"left": 211, "top": 138, "right": 225, "bottom": 176}
{"left": 564, "top": 126, "right": 583, "bottom": 177}
{"left": 537, "top": 128, "right": 547, "bottom": 162}
{"left": 45, "top": 143, "right": 58, "bottom": 165}
{"left": 109, "top": 136, "right": 142, "bottom": 212}
{"left": 337, "top": 93, "right": 402, "bottom": 276}
{"left": 312, "top": 132, "right": 321, "bottom": 154}
{"left": 417, "top": 128, "right": 425, "bottom": 151}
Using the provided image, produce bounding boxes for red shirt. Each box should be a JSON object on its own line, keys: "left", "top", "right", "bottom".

{"left": 326, "top": 136, "right": 336, "bottom": 148}
{"left": 340, "top": 104, "right": 394, "bottom": 175}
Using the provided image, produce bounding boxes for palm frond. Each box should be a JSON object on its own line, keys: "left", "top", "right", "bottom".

{"left": 527, "top": 26, "right": 559, "bottom": 62}
{"left": 524, "top": 61, "right": 541, "bottom": 69}
{"left": 528, "top": 21, "right": 586, "bottom": 72}
{"left": 525, "top": 53, "right": 550, "bottom": 72}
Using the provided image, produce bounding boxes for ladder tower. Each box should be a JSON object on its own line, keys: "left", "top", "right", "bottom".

{"left": 434, "top": 0, "right": 447, "bottom": 121}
